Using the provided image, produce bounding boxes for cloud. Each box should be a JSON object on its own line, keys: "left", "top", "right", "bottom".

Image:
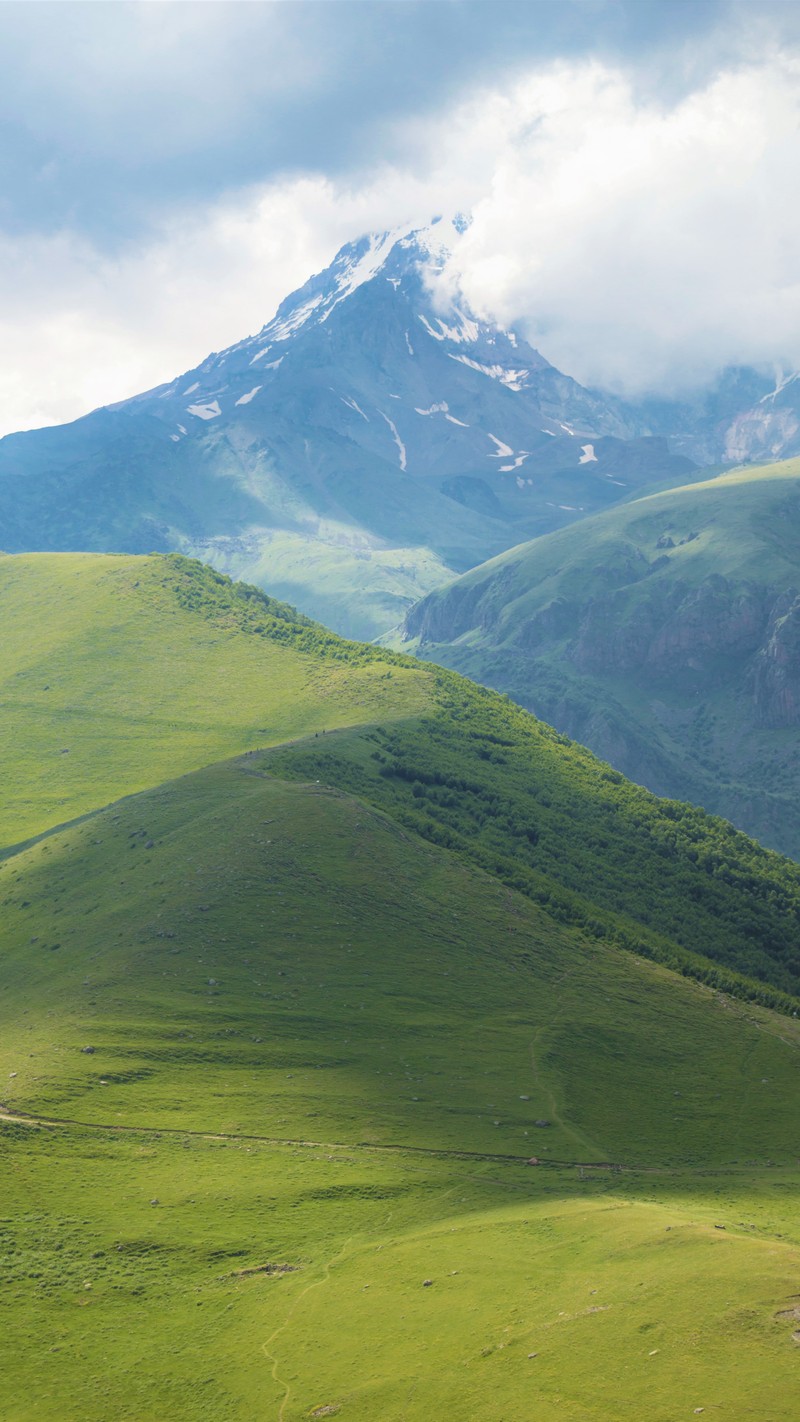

{"left": 0, "top": 0, "right": 779, "bottom": 243}
{"left": 1, "top": 8, "right": 800, "bottom": 433}
{"left": 434, "top": 54, "right": 800, "bottom": 395}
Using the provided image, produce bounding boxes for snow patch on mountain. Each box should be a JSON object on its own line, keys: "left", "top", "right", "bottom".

{"left": 323, "top": 228, "right": 406, "bottom": 317}
{"left": 487, "top": 434, "right": 514, "bottom": 458}
{"left": 268, "top": 295, "right": 324, "bottom": 343}
{"left": 417, "top": 311, "right": 480, "bottom": 344}
{"left": 187, "top": 400, "right": 221, "bottom": 420}
{"left": 448, "top": 354, "right": 530, "bottom": 390}
{"left": 342, "top": 396, "right": 369, "bottom": 422}
{"left": 235, "top": 386, "right": 262, "bottom": 406}
{"left": 379, "top": 412, "right": 407, "bottom": 470}
{"left": 760, "top": 370, "right": 800, "bottom": 403}
{"left": 579, "top": 443, "right": 597, "bottom": 463}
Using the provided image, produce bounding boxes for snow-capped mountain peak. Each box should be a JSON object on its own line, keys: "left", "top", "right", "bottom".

{"left": 252, "top": 215, "right": 465, "bottom": 351}
{"left": 135, "top": 214, "right": 567, "bottom": 427}
{"left": 0, "top": 213, "right": 712, "bottom": 642}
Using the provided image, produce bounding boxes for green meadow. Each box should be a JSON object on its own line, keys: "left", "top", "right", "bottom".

{"left": 0, "top": 552, "right": 430, "bottom": 847}
{"left": 1, "top": 553, "right": 800, "bottom": 1420}
{"left": 5, "top": 1122, "right": 800, "bottom": 1422}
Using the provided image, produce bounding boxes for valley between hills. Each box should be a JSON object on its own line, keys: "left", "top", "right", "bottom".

{"left": 2, "top": 553, "right": 800, "bottom": 1422}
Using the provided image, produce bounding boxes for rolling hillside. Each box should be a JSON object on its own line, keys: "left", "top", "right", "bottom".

{"left": 400, "top": 457, "right": 800, "bottom": 858}
{"left": 0, "top": 551, "right": 430, "bottom": 847}
{"left": 2, "top": 552, "right": 800, "bottom": 1421}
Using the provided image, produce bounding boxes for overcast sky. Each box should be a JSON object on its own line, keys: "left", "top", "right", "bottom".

{"left": 1, "top": 0, "right": 799, "bottom": 435}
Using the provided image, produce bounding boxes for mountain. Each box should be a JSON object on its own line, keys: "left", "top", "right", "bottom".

{"left": 397, "top": 456, "right": 800, "bottom": 857}
{"left": 618, "top": 365, "right": 773, "bottom": 464}
{"left": 721, "top": 370, "right": 800, "bottom": 463}
{"left": 2, "top": 217, "right": 798, "bottom": 640}
{"left": 0, "top": 218, "right": 700, "bottom": 639}
{"left": 2, "top": 551, "right": 800, "bottom": 1420}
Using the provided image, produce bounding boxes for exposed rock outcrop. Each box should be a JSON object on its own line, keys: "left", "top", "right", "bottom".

{"left": 572, "top": 576, "right": 773, "bottom": 686}
{"left": 751, "top": 591, "right": 800, "bottom": 727}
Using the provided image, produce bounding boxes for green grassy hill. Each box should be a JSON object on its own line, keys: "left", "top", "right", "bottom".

{"left": 2, "top": 552, "right": 800, "bottom": 1421}
{"left": 399, "top": 457, "right": 800, "bottom": 858}
{"left": 0, "top": 552, "right": 430, "bottom": 847}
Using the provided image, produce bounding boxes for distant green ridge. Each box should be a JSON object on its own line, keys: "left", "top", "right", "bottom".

{"left": 399, "top": 456, "right": 800, "bottom": 858}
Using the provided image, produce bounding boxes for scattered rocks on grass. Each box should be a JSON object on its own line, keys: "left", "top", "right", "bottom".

{"left": 230, "top": 1262, "right": 298, "bottom": 1278}
{"left": 775, "top": 1305, "right": 800, "bottom": 1341}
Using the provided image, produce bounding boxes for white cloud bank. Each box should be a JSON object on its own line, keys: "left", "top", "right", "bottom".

{"left": 436, "top": 56, "right": 800, "bottom": 397}
{"left": 1, "top": 52, "right": 799, "bottom": 435}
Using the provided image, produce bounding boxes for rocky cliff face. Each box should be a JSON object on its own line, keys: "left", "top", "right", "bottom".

{"left": 751, "top": 591, "right": 800, "bottom": 727}
{"left": 571, "top": 575, "right": 774, "bottom": 685}
{"left": 570, "top": 576, "right": 800, "bottom": 730}
{"left": 409, "top": 568, "right": 800, "bottom": 732}
{"left": 723, "top": 379, "right": 800, "bottom": 464}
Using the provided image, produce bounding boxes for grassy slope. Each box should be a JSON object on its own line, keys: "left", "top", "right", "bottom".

{"left": 265, "top": 708, "right": 800, "bottom": 1007}
{"left": 0, "top": 552, "right": 430, "bottom": 847}
{"left": 6, "top": 1124, "right": 800, "bottom": 1422}
{"left": 4, "top": 760, "right": 799, "bottom": 1164}
{"left": 185, "top": 528, "right": 457, "bottom": 641}
{"left": 4, "top": 552, "right": 800, "bottom": 1008}
{"left": 2, "top": 552, "right": 800, "bottom": 1419}
{"left": 397, "top": 457, "right": 800, "bottom": 856}
{"left": 2, "top": 758, "right": 800, "bottom": 1421}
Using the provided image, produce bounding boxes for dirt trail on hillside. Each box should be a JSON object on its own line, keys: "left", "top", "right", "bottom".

{"left": 0, "top": 1103, "right": 621, "bottom": 1171}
